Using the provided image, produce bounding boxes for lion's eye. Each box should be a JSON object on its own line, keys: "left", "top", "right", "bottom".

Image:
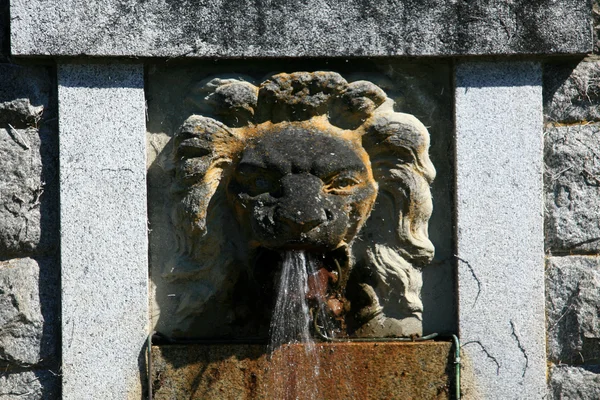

{"left": 330, "top": 177, "right": 360, "bottom": 189}
{"left": 324, "top": 174, "right": 362, "bottom": 194}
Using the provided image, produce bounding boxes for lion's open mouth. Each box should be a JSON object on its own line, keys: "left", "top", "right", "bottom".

{"left": 252, "top": 246, "right": 350, "bottom": 327}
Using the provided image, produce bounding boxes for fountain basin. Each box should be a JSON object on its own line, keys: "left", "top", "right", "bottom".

{"left": 151, "top": 341, "right": 453, "bottom": 399}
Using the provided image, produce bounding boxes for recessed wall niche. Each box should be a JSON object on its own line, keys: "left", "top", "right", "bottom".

{"left": 146, "top": 59, "right": 455, "bottom": 341}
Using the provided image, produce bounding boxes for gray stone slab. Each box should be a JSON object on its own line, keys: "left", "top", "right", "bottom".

{"left": 0, "top": 65, "right": 58, "bottom": 258}
{"left": 58, "top": 64, "right": 148, "bottom": 399}
{"left": 546, "top": 256, "right": 600, "bottom": 365}
{"left": 545, "top": 124, "right": 600, "bottom": 254}
{"left": 549, "top": 365, "right": 600, "bottom": 400}
{"left": 11, "top": 0, "right": 592, "bottom": 58}
{"left": 544, "top": 60, "right": 600, "bottom": 124}
{"left": 455, "top": 62, "right": 546, "bottom": 398}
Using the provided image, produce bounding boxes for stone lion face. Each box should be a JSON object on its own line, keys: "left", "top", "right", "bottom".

{"left": 168, "top": 71, "right": 436, "bottom": 338}
{"left": 227, "top": 124, "right": 378, "bottom": 252}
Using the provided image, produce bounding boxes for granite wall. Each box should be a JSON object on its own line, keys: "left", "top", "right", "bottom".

{"left": 0, "top": 0, "right": 598, "bottom": 398}
{"left": 0, "top": 3, "right": 61, "bottom": 395}
{"left": 543, "top": 9, "right": 600, "bottom": 393}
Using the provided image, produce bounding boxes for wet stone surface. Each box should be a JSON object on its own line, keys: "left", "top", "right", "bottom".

{"left": 151, "top": 342, "right": 453, "bottom": 400}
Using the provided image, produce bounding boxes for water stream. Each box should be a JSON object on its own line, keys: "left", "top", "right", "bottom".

{"left": 267, "top": 250, "right": 327, "bottom": 400}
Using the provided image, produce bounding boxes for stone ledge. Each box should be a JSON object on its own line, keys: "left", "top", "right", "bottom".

{"left": 10, "top": 0, "right": 592, "bottom": 58}
{"left": 152, "top": 342, "right": 453, "bottom": 399}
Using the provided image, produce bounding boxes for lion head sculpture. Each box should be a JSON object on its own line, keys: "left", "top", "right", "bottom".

{"left": 167, "top": 71, "right": 435, "bottom": 339}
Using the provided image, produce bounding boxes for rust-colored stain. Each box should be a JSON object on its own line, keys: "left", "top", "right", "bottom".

{"left": 152, "top": 342, "right": 452, "bottom": 400}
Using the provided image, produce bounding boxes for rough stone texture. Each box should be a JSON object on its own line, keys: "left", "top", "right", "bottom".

{"left": 0, "top": 65, "right": 58, "bottom": 258}
{"left": 59, "top": 64, "right": 148, "bottom": 399}
{"left": 11, "top": 0, "right": 592, "bottom": 58}
{"left": 545, "top": 124, "right": 600, "bottom": 254}
{"left": 455, "top": 62, "right": 546, "bottom": 398}
{"left": 0, "top": 64, "right": 60, "bottom": 398}
{"left": 594, "top": 1, "right": 600, "bottom": 54}
{"left": 544, "top": 60, "right": 600, "bottom": 124}
{"left": 0, "top": 370, "right": 60, "bottom": 400}
{"left": 152, "top": 342, "right": 453, "bottom": 399}
{"left": 0, "top": 258, "right": 58, "bottom": 368}
{"left": 547, "top": 256, "right": 600, "bottom": 365}
{"left": 549, "top": 365, "right": 600, "bottom": 400}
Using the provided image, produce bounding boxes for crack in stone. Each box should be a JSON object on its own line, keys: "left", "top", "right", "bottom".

{"left": 510, "top": 320, "right": 529, "bottom": 378}
{"left": 569, "top": 236, "right": 600, "bottom": 248}
{"left": 100, "top": 167, "right": 135, "bottom": 174}
{"left": 463, "top": 340, "right": 500, "bottom": 375}
{"left": 456, "top": 255, "right": 481, "bottom": 307}
{"left": 5, "top": 124, "right": 31, "bottom": 150}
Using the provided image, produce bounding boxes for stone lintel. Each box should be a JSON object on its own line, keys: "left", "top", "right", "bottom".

{"left": 10, "top": 0, "right": 592, "bottom": 58}
{"left": 58, "top": 64, "right": 148, "bottom": 399}
{"left": 455, "top": 61, "right": 546, "bottom": 398}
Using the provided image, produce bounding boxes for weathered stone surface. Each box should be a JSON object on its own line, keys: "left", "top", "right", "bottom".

{"left": 594, "top": 2, "right": 600, "bottom": 54}
{"left": 58, "top": 63, "right": 148, "bottom": 400}
{"left": 0, "top": 258, "right": 58, "bottom": 368}
{"left": 545, "top": 124, "right": 600, "bottom": 254}
{"left": 154, "top": 71, "right": 435, "bottom": 340}
{"left": 11, "top": 0, "right": 592, "bottom": 58}
{"left": 0, "top": 370, "right": 60, "bottom": 400}
{"left": 0, "top": 65, "right": 58, "bottom": 258}
{"left": 549, "top": 365, "right": 600, "bottom": 400}
{"left": 147, "top": 61, "right": 457, "bottom": 339}
{"left": 455, "top": 62, "right": 546, "bottom": 398}
{"left": 152, "top": 342, "right": 453, "bottom": 399}
{"left": 544, "top": 60, "right": 600, "bottom": 123}
{"left": 547, "top": 256, "right": 600, "bottom": 365}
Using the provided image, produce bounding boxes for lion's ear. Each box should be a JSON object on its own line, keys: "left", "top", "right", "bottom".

{"left": 358, "top": 111, "right": 435, "bottom": 264}
{"left": 187, "top": 77, "right": 258, "bottom": 128}
{"left": 171, "top": 115, "right": 241, "bottom": 257}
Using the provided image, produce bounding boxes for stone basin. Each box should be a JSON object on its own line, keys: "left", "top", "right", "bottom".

{"left": 151, "top": 341, "right": 453, "bottom": 399}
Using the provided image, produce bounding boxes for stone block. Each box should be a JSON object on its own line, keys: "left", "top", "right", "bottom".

{"left": 152, "top": 342, "right": 453, "bottom": 399}
{"left": 547, "top": 256, "right": 600, "bottom": 365}
{"left": 549, "top": 365, "right": 600, "bottom": 400}
{"left": 544, "top": 61, "right": 600, "bottom": 124}
{"left": 455, "top": 62, "right": 546, "bottom": 398}
{"left": 545, "top": 124, "right": 600, "bottom": 254}
{"left": 58, "top": 63, "right": 148, "bottom": 400}
{"left": 0, "top": 64, "right": 58, "bottom": 258}
{"left": 0, "top": 370, "right": 59, "bottom": 400}
{"left": 0, "top": 258, "right": 58, "bottom": 368}
{"left": 10, "top": 0, "right": 592, "bottom": 58}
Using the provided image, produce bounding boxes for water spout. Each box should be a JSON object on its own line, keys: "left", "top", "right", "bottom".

{"left": 267, "top": 250, "right": 328, "bottom": 399}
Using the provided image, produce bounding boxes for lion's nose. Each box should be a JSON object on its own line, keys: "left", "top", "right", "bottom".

{"left": 277, "top": 174, "right": 328, "bottom": 232}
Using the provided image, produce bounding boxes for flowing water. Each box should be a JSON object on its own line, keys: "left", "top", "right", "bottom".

{"left": 267, "top": 250, "right": 328, "bottom": 400}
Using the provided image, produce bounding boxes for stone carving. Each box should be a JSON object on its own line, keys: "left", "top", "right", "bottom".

{"left": 168, "top": 71, "right": 435, "bottom": 338}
